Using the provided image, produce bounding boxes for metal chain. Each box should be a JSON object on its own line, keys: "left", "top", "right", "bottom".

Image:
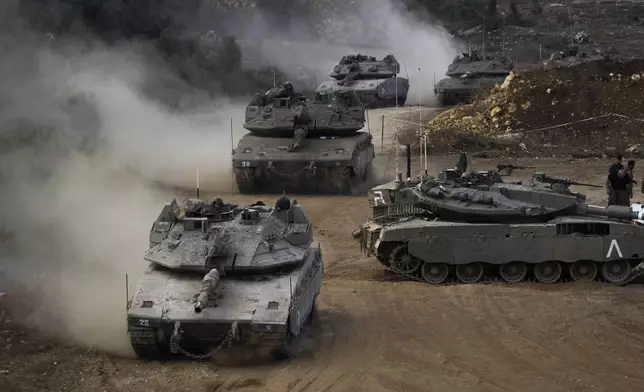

{"left": 169, "top": 321, "right": 234, "bottom": 360}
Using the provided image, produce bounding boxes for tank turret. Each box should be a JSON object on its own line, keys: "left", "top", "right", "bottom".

{"left": 434, "top": 53, "right": 513, "bottom": 106}
{"left": 233, "top": 83, "right": 374, "bottom": 194}
{"left": 315, "top": 54, "right": 409, "bottom": 109}
{"left": 127, "top": 196, "right": 324, "bottom": 360}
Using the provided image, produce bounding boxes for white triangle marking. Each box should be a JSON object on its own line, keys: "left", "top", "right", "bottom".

{"left": 607, "top": 239, "right": 623, "bottom": 258}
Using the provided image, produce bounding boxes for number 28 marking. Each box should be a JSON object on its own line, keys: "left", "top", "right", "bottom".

{"left": 241, "top": 161, "right": 251, "bottom": 167}
{"left": 373, "top": 190, "right": 385, "bottom": 205}
{"left": 138, "top": 319, "right": 149, "bottom": 327}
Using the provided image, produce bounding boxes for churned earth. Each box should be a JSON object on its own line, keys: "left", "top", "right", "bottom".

{"left": 2, "top": 124, "right": 644, "bottom": 392}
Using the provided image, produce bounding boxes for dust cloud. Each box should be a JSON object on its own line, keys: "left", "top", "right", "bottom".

{"left": 0, "top": 0, "right": 460, "bottom": 356}
{"left": 0, "top": 4, "right": 244, "bottom": 356}
{"left": 236, "top": 0, "right": 462, "bottom": 104}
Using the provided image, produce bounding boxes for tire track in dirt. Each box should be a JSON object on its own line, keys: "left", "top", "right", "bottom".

{"left": 239, "top": 282, "right": 388, "bottom": 392}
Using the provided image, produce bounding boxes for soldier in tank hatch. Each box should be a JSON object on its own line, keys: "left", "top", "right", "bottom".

{"left": 275, "top": 191, "right": 291, "bottom": 211}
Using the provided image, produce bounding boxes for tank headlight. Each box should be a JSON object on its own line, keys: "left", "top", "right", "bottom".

{"left": 243, "top": 148, "right": 252, "bottom": 153}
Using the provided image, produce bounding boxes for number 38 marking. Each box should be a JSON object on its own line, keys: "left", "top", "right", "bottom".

{"left": 241, "top": 161, "right": 251, "bottom": 167}
{"left": 373, "top": 190, "right": 385, "bottom": 205}
{"left": 138, "top": 319, "right": 149, "bottom": 327}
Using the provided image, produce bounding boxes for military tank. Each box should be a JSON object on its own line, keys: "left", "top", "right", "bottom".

{"left": 233, "top": 82, "right": 374, "bottom": 195}
{"left": 127, "top": 195, "right": 323, "bottom": 360}
{"left": 315, "top": 54, "right": 409, "bottom": 108}
{"left": 353, "top": 160, "right": 644, "bottom": 286}
{"left": 433, "top": 52, "right": 513, "bottom": 106}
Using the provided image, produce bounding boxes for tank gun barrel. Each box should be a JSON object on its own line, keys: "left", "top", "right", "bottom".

{"left": 194, "top": 268, "right": 221, "bottom": 313}
{"left": 532, "top": 173, "right": 601, "bottom": 188}
{"left": 496, "top": 164, "right": 536, "bottom": 175}
{"left": 582, "top": 204, "right": 644, "bottom": 220}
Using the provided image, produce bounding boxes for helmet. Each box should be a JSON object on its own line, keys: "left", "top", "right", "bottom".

{"left": 284, "top": 81, "right": 293, "bottom": 90}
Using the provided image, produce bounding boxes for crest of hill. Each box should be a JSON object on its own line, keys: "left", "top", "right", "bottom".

{"left": 425, "top": 59, "right": 644, "bottom": 156}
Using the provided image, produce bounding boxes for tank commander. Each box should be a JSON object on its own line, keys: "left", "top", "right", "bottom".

{"left": 275, "top": 191, "right": 291, "bottom": 211}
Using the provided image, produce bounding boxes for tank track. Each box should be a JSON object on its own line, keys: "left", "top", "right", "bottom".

{"left": 235, "top": 142, "right": 372, "bottom": 195}
{"left": 235, "top": 168, "right": 258, "bottom": 194}
{"left": 368, "top": 96, "right": 407, "bottom": 109}
{"left": 375, "top": 242, "right": 644, "bottom": 287}
{"left": 130, "top": 327, "right": 165, "bottom": 360}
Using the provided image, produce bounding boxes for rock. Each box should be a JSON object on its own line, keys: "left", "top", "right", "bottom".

{"left": 490, "top": 106, "right": 502, "bottom": 117}
{"left": 605, "top": 146, "right": 620, "bottom": 157}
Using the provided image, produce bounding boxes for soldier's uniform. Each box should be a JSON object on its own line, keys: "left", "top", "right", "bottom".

{"left": 608, "top": 167, "right": 631, "bottom": 206}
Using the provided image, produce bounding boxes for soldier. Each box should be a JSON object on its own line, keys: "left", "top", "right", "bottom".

{"left": 283, "top": 81, "right": 295, "bottom": 100}
{"left": 606, "top": 154, "right": 623, "bottom": 205}
{"left": 607, "top": 156, "right": 631, "bottom": 206}
{"left": 275, "top": 191, "right": 291, "bottom": 211}
{"left": 626, "top": 160, "right": 636, "bottom": 200}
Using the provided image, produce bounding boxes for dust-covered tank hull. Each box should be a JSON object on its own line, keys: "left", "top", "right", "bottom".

{"left": 128, "top": 197, "right": 323, "bottom": 360}
{"left": 233, "top": 82, "right": 373, "bottom": 195}
{"left": 359, "top": 212, "right": 644, "bottom": 286}
{"left": 433, "top": 52, "right": 513, "bottom": 106}
{"left": 353, "top": 160, "right": 644, "bottom": 286}
{"left": 315, "top": 54, "right": 409, "bottom": 108}
{"left": 434, "top": 75, "right": 508, "bottom": 106}
{"left": 233, "top": 132, "right": 374, "bottom": 195}
{"left": 315, "top": 78, "right": 409, "bottom": 108}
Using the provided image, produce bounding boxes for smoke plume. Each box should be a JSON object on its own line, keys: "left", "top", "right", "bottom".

{"left": 234, "top": 0, "right": 462, "bottom": 104}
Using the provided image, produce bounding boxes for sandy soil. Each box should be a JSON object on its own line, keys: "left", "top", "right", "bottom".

{"left": 2, "top": 105, "right": 644, "bottom": 391}
{"left": 3, "top": 146, "right": 644, "bottom": 392}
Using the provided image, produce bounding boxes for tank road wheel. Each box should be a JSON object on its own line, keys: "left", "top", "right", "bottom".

{"left": 305, "top": 299, "right": 318, "bottom": 326}
{"left": 455, "top": 262, "right": 484, "bottom": 284}
{"left": 129, "top": 328, "right": 164, "bottom": 360}
{"left": 570, "top": 260, "right": 598, "bottom": 281}
{"left": 600, "top": 260, "right": 632, "bottom": 284}
{"left": 235, "top": 168, "right": 257, "bottom": 194}
{"left": 389, "top": 244, "right": 422, "bottom": 274}
{"left": 499, "top": 262, "right": 528, "bottom": 283}
{"left": 420, "top": 263, "right": 449, "bottom": 284}
{"left": 534, "top": 261, "right": 562, "bottom": 284}
{"left": 271, "top": 320, "right": 299, "bottom": 361}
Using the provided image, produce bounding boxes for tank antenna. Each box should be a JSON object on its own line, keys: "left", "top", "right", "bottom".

{"left": 424, "top": 133, "right": 428, "bottom": 176}
{"left": 395, "top": 134, "right": 402, "bottom": 184}
{"left": 418, "top": 67, "right": 423, "bottom": 177}
{"left": 406, "top": 143, "right": 411, "bottom": 179}
{"left": 125, "top": 274, "right": 129, "bottom": 311}
{"left": 196, "top": 167, "right": 200, "bottom": 199}
{"left": 395, "top": 71, "right": 398, "bottom": 108}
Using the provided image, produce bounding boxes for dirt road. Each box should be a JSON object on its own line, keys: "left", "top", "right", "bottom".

{"left": 2, "top": 152, "right": 644, "bottom": 392}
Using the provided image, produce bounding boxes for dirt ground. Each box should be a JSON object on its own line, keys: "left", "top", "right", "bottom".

{"left": 3, "top": 122, "right": 644, "bottom": 392}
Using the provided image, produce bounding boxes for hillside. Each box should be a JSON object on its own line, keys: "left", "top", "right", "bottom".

{"left": 425, "top": 58, "right": 644, "bottom": 157}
